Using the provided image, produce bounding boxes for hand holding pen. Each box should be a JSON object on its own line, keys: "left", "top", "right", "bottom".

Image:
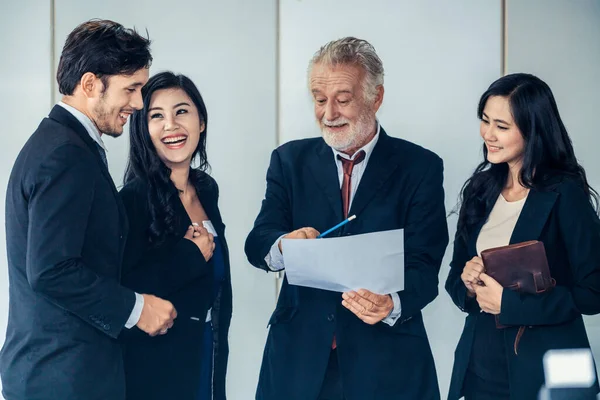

{"left": 278, "top": 227, "right": 320, "bottom": 253}
{"left": 277, "top": 215, "right": 358, "bottom": 253}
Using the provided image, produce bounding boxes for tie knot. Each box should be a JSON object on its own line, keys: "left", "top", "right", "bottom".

{"left": 337, "top": 150, "right": 366, "bottom": 176}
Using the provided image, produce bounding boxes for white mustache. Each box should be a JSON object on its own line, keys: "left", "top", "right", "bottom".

{"left": 322, "top": 117, "right": 350, "bottom": 127}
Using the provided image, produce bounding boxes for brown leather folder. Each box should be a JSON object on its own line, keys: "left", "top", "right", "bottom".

{"left": 480, "top": 240, "right": 555, "bottom": 354}
{"left": 480, "top": 240, "right": 554, "bottom": 294}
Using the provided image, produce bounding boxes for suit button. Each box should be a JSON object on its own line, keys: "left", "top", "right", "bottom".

{"left": 103, "top": 324, "right": 111, "bottom": 331}
{"left": 327, "top": 314, "right": 335, "bottom": 322}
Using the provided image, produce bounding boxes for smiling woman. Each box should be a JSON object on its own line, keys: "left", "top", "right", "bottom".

{"left": 146, "top": 88, "right": 204, "bottom": 166}
{"left": 446, "top": 73, "right": 600, "bottom": 400}
{"left": 119, "top": 72, "right": 232, "bottom": 400}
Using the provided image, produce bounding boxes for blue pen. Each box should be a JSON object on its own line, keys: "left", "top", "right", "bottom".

{"left": 317, "top": 215, "right": 357, "bottom": 238}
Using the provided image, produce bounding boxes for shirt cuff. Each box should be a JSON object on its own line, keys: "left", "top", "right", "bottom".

{"left": 124, "top": 292, "right": 144, "bottom": 329}
{"left": 382, "top": 292, "right": 401, "bottom": 326}
{"left": 264, "top": 234, "right": 286, "bottom": 271}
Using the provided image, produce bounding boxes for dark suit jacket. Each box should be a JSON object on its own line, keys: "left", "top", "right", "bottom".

{"left": 0, "top": 105, "right": 136, "bottom": 400}
{"left": 119, "top": 172, "right": 232, "bottom": 400}
{"left": 446, "top": 178, "right": 600, "bottom": 400}
{"left": 245, "top": 129, "right": 449, "bottom": 400}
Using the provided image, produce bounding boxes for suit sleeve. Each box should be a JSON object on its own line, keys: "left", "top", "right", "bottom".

{"left": 388, "top": 157, "right": 449, "bottom": 327}
{"left": 119, "top": 183, "right": 210, "bottom": 299}
{"left": 26, "top": 144, "right": 135, "bottom": 339}
{"left": 445, "top": 228, "right": 481, "bottom": 314}
{"left": 245, "top": 149, "right": 292, "bottom": 271}
{"left": 499, "top": 182, "right": 600, "bottom": 326}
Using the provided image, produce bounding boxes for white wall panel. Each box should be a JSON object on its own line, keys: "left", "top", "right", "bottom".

{"left": 0, "top": 1, "right": 52, "bottom": 395}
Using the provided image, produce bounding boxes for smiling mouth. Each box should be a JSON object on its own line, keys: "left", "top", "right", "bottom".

{"left": 325, "top": 123, "right": 348, "bottom": 130}
{"left": 118, "top": 113, "right": 131, "bottom": 124}
{"left": 162, "top": 135, "right": 188, "bottom": 148}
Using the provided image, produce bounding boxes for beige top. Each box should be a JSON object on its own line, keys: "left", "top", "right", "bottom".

{"left": 476, "top": 193, "right": 528, "bottom": 256}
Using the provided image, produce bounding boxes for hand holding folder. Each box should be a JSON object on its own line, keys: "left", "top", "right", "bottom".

{"left": 481, "top": 240, "right": 554, "bottom": 294}
{"left": 479, "top": 240, "right": 555, "bottom": 354}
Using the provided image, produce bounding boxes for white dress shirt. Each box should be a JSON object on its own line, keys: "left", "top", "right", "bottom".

{"left": 265, "top": 122, "right": 402, "bottom": 326}
{"left": 57, "top": 102, "right": 144, "bottom": 329}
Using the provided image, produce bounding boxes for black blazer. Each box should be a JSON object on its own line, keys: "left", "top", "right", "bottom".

{"left": 245, "top": 129, "right": 449, "bottom": 400}
{"left": 119, "top": 173, "right": 232, "bottom": 400}
{"left": 446, "top": 178, "right": 600, "bottom": 400}
{"left": 0, "top": 105, "right": 136, "bottom": 400}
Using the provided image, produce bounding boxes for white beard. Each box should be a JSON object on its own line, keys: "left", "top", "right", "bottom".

{"left": 320, "top": 111, "right": 375, "bottom": 152}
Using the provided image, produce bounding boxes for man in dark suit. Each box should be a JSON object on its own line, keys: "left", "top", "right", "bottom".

{"left": 1, "top": 20, "right": 177, "bottom": 400}
{"left": 245, "top": 37, "right": 449, "bottom": 400}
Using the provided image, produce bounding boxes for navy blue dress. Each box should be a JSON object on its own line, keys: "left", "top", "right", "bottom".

{"left": 199, "top": 231, "right": 226, "bottom": 400}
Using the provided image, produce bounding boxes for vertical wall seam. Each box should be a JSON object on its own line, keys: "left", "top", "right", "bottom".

{"left": 49, "top": 0, "right": 56, "bottom": 106}
{"left": 502, "top": 0, "right": 507, "bottom": 75}
{"left": 274, "top": 0, "right": 283, "bottom": 299}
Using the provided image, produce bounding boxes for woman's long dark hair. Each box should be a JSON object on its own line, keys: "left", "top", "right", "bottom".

{"left": 124, "top": 71, "right": 209, "bottom": 246}
{"left": 456, "top": 73, "right": 598, "bottom": 242}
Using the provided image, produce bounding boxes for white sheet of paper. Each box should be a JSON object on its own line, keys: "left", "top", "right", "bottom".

{"left": 282, "top": 229, "right": 404, "bottom": 294}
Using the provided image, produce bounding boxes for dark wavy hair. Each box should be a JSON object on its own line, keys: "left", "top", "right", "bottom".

{"left": 124, "top": 72, "right": 209, "bottom": 246}
{"left": 456, "top": 73, "right": 599, "bottom": 242}
{"left": 57, "top": 19, "right": 152, "bottom": 95}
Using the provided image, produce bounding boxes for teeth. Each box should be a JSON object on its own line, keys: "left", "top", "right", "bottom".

{"left": 163, "top": 136, "right": 186, "bottom": 144}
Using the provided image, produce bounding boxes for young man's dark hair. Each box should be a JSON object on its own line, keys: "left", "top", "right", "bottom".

{"left": 57, "top": 19, "right": 152, "bottom": 95}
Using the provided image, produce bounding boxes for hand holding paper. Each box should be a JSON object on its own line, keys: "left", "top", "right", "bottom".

{"left": 341, "top": 289, "right": 394, "bottom": 325}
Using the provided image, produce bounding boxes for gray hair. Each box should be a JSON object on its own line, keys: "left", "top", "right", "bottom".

{"left": 308, "top": 37, "right": 384, "bottom": 103}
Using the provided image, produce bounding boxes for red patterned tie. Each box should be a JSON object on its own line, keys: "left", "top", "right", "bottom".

{"left": 332, "top": 150, "right": 366, "bottom": 349}
{"left": 338, "top": 150, "right": 366, "bottom": 218}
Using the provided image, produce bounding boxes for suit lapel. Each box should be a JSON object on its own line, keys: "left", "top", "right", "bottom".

{"left": 307, "top": 140, "right": 344, "bottom": 221}
{"left": 195, "top": 178, "right": 225, "bottom": 234}
{"left": 349, "top": 129, "right": 401, "bottom": 218}
{"left": 48, "top": 106, "right": 116, "bottom": 189}
{"left": 468, "top": 218, "right": 488, "bottom": 256}
{"left": 191, "top": 175, "right": 231, "bottom": 274}
{"left": 48, "top": 105, "right": 129, "bottom": 238}
{"left": 509, "top": 189, "right": 558, "bottom": 244}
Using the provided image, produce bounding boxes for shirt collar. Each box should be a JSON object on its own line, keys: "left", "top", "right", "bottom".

{"left": 57, "top": 101, "right": 107, "bottom": 152}
{"left": 331, "top": 120, "right": 380, "bottom": 163}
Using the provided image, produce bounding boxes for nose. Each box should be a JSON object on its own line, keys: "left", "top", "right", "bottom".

{"left": 131, "top": 90, "right": 144, "bottom": 111}
{"left": 481, "top": 122, "right": 496, "bottom": 142}
{"left": 323, "top": 101, "right": 339, "bottom": 122}
{"left": 164, "top": 114, "right": 179, "bottom": 131}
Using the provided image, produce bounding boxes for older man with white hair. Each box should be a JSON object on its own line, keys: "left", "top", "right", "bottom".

{"left": 246, "top": 37, "right": 449, "bottom": 400}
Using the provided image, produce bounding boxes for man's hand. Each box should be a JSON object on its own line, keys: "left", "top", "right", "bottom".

{"left": 136, "top": 294, "right": 177, "bottom": 336}
{"left": 278, "top": 227, "right": 320, "bottom": 253}
{"left": 473, "top": 273, "right": 503, "bottom": 315}
{"left": 342, "top": 289, "right": 394, "bottom": 325}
